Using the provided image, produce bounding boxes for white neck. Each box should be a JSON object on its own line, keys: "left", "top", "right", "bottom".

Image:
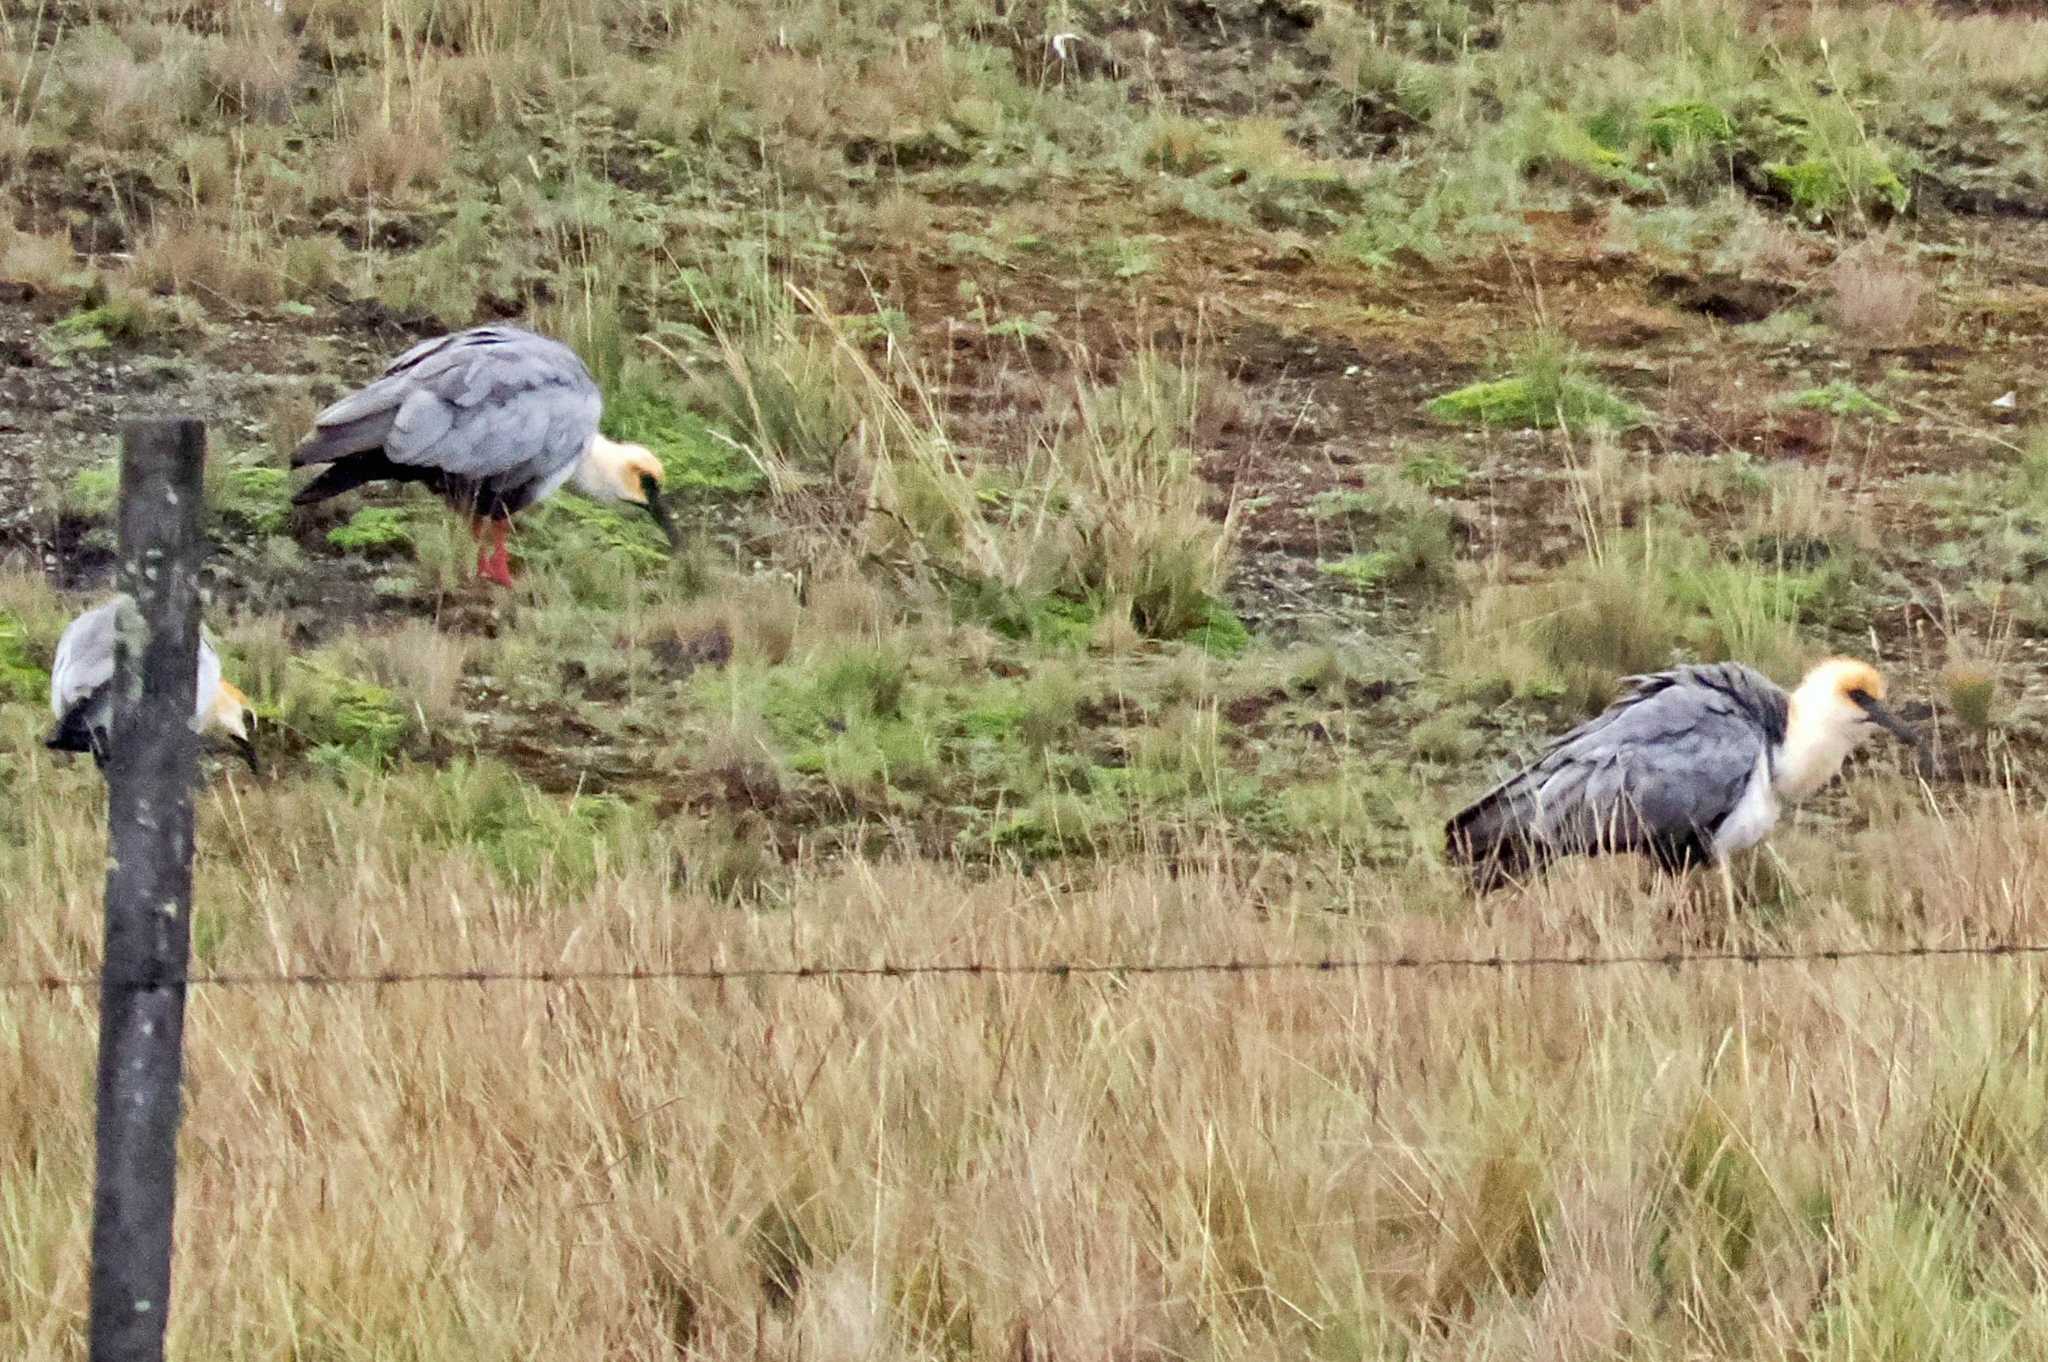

{"left": 1773, "top": 689, "right": 1863, "bottom": 802}
{"left": 571, "top": 434, "right": 631, "bottom": 501}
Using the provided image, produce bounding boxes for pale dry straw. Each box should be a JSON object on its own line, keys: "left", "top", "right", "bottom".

{"left": 5, "top": 738, "right": 2048, "bottom": 1357}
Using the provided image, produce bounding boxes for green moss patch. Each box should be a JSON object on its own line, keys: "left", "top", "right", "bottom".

{"left": 405, "top": 760, "right": 650, "bottom": 891}
{"left": 328, "top": 506, "right": 418, "bottom": 553}
{"left": 276, "top": 661, "right": 412, "bottom": 768}
{"left": 1311, "top": 473, "right": 1457, "bottom": 590}
{"left": 1185, "top": 596, "right": 1250, "bottom": 658}
{"left": 1427, "top": 374, "right": 1649, "bottom": 431}
{"left": 43, "top": 297, "right": 167, "bottom": 360}
{"left": 604, "top": 380, "right": 765, "bottom": 496}
{"left": 213, "top": 462, "right": 291, "bottom": 534}
{"left": 1765, "top": 151, "right": 1909, "bottom": 224}
{"left": 1646, "top": 101, "right": 1734, "bottom": 153}
{"left": 0, "top": 613, "right": 49, "bottom": 705}
{"left": 63, "top": 464, "right": 119, "bottom": 519}
{"left": 1784, "top": 382, "right": 1899, "bottom": 423}
{"left": 1320, "top": 554, "right": 1401, "bottom": 589}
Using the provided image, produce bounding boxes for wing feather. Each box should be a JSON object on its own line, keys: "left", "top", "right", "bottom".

{"left": 49, "top": 599, "right": 116, "bottom": 717}
{"left": 293, "top": 326, "right": 602, "bottom": 489}
{"left": 48, "top": 600, "right": 223, "bottom": 733}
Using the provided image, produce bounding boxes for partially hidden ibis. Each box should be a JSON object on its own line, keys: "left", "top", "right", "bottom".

{"left": 45, "top": 598, "right": 259, "bottom": 774}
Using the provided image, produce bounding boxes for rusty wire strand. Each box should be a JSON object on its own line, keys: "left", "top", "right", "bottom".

{"left": 5, "top": 938, "right": 2048, "bottom": 995}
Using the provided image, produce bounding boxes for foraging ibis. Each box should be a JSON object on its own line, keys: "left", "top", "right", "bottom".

{"left": 290, "top": 325, "right": 678, "bottom": 587}
{"left": 1446, "top": 658, "right": 1922, "bottom": 891}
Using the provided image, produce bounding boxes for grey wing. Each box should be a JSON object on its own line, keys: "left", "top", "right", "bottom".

{"left": 1523, "top": 683, "right": 1766, "bottom": 854}
{"left": 293, "top": 331, "right": 469, "bottom": 466}
{"left": 382, "top": 329, "right": 600, "bottom": 482}
{"left": 49, "top": 600, "right": 118, "bottom": 717}
{"left": 50, "top": 600, "right": 224, "bottom": 729}
{"left": 295, "top": 327, "right": 601, "bottom": 484}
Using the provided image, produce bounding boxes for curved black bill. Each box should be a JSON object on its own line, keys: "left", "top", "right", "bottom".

{"left": 641, "top": 475, "right": 679, "bottom": 550}
{"left": 1854, "top": 693, "right": 1923, "bottom": 748}
{"left": 231, "top": 734, "right": 262, "bottom": 776}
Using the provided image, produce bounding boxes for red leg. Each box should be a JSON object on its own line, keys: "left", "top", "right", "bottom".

{"left": 470, "top": 515, "right": 492, "bottom": 580}
{"left": 481, "top": 518, "right": 515, "bottom": 589}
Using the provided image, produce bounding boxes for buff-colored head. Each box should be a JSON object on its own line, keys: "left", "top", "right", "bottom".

{"left": 1778, "top": 657, "right": 1919, "bottom": 799}
{"left": 210, "top": 680, "right": 261, "bottom": 773}
{"left": 575, "top": 434, "right": 677, "bottom": 547}
{"left": 1793, "top": 657, "right": 1895, "bottom": 727}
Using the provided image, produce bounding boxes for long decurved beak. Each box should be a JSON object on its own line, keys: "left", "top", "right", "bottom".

{"left": 641, "top": 475, "right": 679, "bottom": 551}
{"left": 231, "top": 733, "right": 262, "bottom": 776}
{"left": 1855, "top": 693, "right": 1924, "bottom": 749}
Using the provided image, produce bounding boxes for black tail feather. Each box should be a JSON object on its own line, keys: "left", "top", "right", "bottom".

{"left": 45, "top": 692, "right": 111, "bottom": 770}
{"left": 292, "top": 454, "right": 386, "bottom": 506}
{"left": 291, "top": 451, "right": 444, "bottom": 507}
{"left": 1444, "top": 789, "right": 1548, "bottom": 892}
{"left": 290, "top": 411, "right": 398, "bottom": 469}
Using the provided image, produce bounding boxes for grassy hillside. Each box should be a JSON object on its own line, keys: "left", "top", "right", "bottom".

{"left": 8, "top": 0, "right": 2048, "bottom": 1353}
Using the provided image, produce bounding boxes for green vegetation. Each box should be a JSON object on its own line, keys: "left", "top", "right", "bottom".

{"left": 1943, "top": 660, "right": 2000, "bottom": 734}
{"left": 60, "top": 464, "right": 120, "bottom": 519}
{"left": 1312, "top": 473, "right": 1458, "bottom": 590}
{"left": 602, "top": 378, "right": 765, "bottom": 495}
{"left": 327, "top": 507, "right": 417, "bottom": 553}
{"left": 1320, "top": 554, "right": 1403, "bottom": 590}
{"left": 1184, "top": 596, "right": 1251, "bottom": 658}
{"left": 272, "top": 661, "right": 415, "bottom": 769}
{"left": 521, "top": 496, "right": 676, "bottom": 580}
{"left": 208, "top": 457, "right": 292, "bottom": 535}
{"left": 398, "top": 760, "right": 651, "bottom": 892}
{"left": 1428, "top": 373, "right": 1648, "bottom": 432}
{"left": 0, "top": 613, "right": 47, "bottom": 705}
{"left": 1766, "top": 150, "right": 1911, "bottom": 225}
{"left": 41, "top": 296, "right": 178, "bottom": 363}
{"left": 1439, "top": 524, "right": 1863, "bottom": 715}
{"left": 1427, "top": 337, "right": 1649, "bottom": 432}
{"left": 1786, "top": 382, "right": 1901, "bottom": 423}
{"left": 1399, "top": 449, "right": 1472, "bottom": 493}
{"left": 1645, "top": 100, "right": 1735, "bottom": 155}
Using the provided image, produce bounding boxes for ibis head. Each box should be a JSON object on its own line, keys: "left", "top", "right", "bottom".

{"left": 575, "top": 434, "right": 678, "bottom": 549}
{"left": 211, "top": 680, "right": 261, "bottom": 775}
{"left": 1776, "top": 657, "right": 1921, "bottom": 801}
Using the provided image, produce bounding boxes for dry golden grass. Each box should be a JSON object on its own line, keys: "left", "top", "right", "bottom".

{"left": 1714, "top": 208, "right": 1817, "bottom": 279}
{"left": 52, "top": 27, "right": 209, "bottom": 151}
{"left": 325, "top": 116, "right": 449, "bottom": 203}
{"left": 0, "top": 222, "right": 76, "bottom": 287}
{"left": 130, "top": 223, "right": 284, "bottom": 307}
{"left": 16, "top": 0, "right": 2048, "bottom": 1344}
{"left": 1824, "top": 240, "right": 1927, "bottom": 347}
{"left": 351, "top": 621, "right": 475, "bottom": 730}
{"left": 845, "top": 187, "right": 938, "bottom": 245}
{"left": 201, "top": 24, "right": 297, "bottom": 122}
{"left": 5, "top": 709, "right": 2048, "bottom": 1356}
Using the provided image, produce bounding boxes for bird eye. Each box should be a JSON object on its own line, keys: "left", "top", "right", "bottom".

{"left": 1846, "top": 688, "right": 1871, "bottom": 704}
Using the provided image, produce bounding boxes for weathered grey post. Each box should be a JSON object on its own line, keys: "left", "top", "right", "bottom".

{"left": 89, "top": 418, "right": 206, "bottom": 1362}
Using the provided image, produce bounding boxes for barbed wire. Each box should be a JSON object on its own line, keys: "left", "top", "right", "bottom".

{"left": 7, "top": 938, "right": 2048, "bottom": 995}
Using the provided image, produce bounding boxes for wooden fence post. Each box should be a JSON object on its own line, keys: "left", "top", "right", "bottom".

{"left": 89, "top": 418, "right": 207, "bottom": 1362}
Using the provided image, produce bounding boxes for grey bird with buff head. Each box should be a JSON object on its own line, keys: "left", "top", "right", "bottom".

{"left": 1445, "top": 656, "right": 1923, "bottom": 894}
{"left": 289, "top": 325, "right": 679, "bottom": 588}
{"left": 45, "top": 598, "right": 260, "bottom": 774}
